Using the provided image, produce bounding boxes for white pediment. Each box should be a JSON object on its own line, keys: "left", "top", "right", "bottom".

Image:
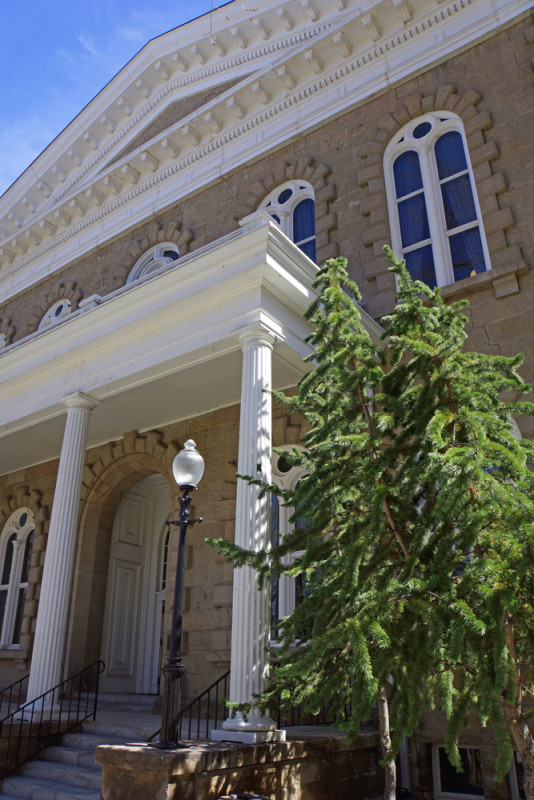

{"left": 0, "top": 0, "right": 529, "bottom": 301}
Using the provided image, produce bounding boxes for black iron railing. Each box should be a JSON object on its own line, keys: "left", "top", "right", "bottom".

{"left": 276, "top": 674, "right": 354, "bottom": 728}
{"left": 0, "top": 659, "right": 105, "bottom": 777}
{"left": 147, "top": 668, "right": 353, "bottom": 741}
{"left": 0, "top": 674, "right": 28, "bottom": 719}
{"left": 148, "top": 670, "right": 230, "bottom": 743}
{"left": 277, "top": 699, "right": 333, "bottom": 727}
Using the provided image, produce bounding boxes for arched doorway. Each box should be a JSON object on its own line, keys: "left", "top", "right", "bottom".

{"left": 100, "top": 474, "right": 170, "bottom": 695}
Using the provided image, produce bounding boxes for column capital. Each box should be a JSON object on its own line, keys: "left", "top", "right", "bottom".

{"left": 237, "top": 322, "right": 280, "bottom": 351}
{"left": 62, "top": 392, "right": 101, "bottom": 413}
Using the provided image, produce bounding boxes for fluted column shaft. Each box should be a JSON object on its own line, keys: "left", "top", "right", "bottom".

{"left": 27, "top": 393, "right": 100, "bottom": 703}
{"left": 222, "top": 326, "right": 276, "bottom": 734}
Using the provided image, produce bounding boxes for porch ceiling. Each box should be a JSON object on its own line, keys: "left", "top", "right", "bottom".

{"left": 0, "top": 346, "right": 302, "bottom": 476}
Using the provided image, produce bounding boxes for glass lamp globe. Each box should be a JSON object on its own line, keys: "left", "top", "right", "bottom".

{"left": 172, "top": 439, "right": 205, "bottom": 489}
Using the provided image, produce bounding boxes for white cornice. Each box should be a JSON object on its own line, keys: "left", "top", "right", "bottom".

{"left": 0, "top": 0, "right": 530, "bottom": 301}
{"left": 0, "top": 218, "right": 319, "bottom": 430}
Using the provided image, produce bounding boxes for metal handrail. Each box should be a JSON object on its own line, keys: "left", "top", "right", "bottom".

{"left": 0, "top": 659, "right": 105, "bottom": 777}
{"left": 0, "top": 674, "right": 29, "bottom": 718}
{"left": 148, "top": 669, "right": 230, "bottom": 743}
{"left": 276, "top": 673, "right": 355, "bottom": 728}
{"left": 277, "top": 699, "right": 335, "bottom": 727}
{"left": 146, "top": 666, "right": 351, "bottom": 740}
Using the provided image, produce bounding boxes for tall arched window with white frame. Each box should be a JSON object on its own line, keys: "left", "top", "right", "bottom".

{"left": 260, "top": 181, "right": 316, "bottom": 261}
{"left": 384, "top": 113, "right": 490, "bottom": 288}
{"left": 0, "top": 508, "right": 35, "bottom": 648}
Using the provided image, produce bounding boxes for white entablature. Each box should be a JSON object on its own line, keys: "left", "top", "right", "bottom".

{"left": 0, "top": 0, "right": 529, "bottom": 302}
{"left": 0, "top": 213, "right": 383, "bottom": 478}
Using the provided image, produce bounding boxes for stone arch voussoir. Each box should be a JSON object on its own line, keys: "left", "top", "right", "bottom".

{"left": 273, "top": 405, "right": 310, "bottom": 449}
{"left": 114, "top": 219, "right": 194, "bottom": 289}
{"left": 234, "top": 157, "right": 339, "bottom": 265}
{"left": 28, "top": 280, "right": 84, "bottom": 332}
{"left": 81, "top": 429, "right": 180, "bottom": 505}
{"left": 0, "top": 317, "right": 16, "bottom": 348}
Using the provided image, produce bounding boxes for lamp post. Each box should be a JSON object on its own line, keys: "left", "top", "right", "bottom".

{"left": 159, "top": 439, "right": 204, "bottom": 747}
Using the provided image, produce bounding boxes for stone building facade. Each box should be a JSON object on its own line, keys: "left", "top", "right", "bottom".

{"left": 0, "top": 0, "right": 532, "bottom": 796}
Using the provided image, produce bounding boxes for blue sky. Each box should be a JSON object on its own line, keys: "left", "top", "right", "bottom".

{"left": 0, "top": 1, "right": 242, "bottom": 196}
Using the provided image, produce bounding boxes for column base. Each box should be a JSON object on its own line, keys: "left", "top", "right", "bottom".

{"left": 211, "top": 711, "right": 286, "bottom": 744}
{"left": 211, "top": 728, "right": 286, "bottom": 744}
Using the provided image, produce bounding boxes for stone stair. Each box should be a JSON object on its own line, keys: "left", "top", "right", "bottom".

{"left": 0, "top": 695, "right": 161, "bottom": 800}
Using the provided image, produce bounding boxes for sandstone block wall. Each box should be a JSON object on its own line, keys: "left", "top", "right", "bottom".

{"left": 412, "top": 707, "right": 515, "bottom": 800}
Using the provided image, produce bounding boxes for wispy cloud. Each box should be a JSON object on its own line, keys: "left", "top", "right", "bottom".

{"left": 116, "top": 25, "right": 149, "bottom": 44}
{"left": 77, "top": 32, "right": 102, "bottom": 59}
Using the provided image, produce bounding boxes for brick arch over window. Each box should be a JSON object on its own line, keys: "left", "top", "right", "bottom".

{"left": 28, "top": 280, "right": 83, "bottom": 334}
{"left": 115, "top": 219, "right": 194, "bottom": 289}
{"left": 0, "top": 488, "right": 47, "bottom": 665}
{"left": 272, "top": 403, "right": 310, "bottom": 449}
{"left": 235, "top": 157, "right": 339, "bottom": 264}
{"left": 66, "top": 430, "right": 181, "bottom": 676}
{"left": 0, "top": 317, "right": 15, "bottom": 349}
{"left": 358, "top": 85, "right": 523, "bottom": 318}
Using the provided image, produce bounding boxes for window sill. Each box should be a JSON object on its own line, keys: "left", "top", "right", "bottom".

{"left": 0, "top": 646, "right": 26, "bottom": 659}
{"left": 440, "top": 260, "right": 527, "bottom": 301}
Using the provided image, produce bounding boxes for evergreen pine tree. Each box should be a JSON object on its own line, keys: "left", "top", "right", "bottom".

{"left": 211, "top": 249, "right": 534, "bottom": 798}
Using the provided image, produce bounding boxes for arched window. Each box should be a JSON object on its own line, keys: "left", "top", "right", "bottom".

{"left": 38, "top": 298, "right": 72, "bottom": 329}
{"left": 0, "top": 508, "right": 35, "bottom": 648}
{"left": 270, "top": 448, "right": 308, "bottom": 636}
{"left": 260, "top": 181, "right": 316, "bottom": 261}
{"left": 126, "top": 243, "right": 180, "bottom": 285}
{"left": 384, "top": 113, "right": 490, "bottom": 288}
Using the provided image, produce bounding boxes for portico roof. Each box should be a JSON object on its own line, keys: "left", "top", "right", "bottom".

{"left": 0, "top": 213, "right": 382, "bottom": 476}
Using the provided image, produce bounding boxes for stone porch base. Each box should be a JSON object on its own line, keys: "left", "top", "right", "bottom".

{"left": 95, "top": 727, "right": 382, "bottom": 800}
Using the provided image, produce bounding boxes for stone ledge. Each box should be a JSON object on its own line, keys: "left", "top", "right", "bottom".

{"left": 96, "top": 729, "right": 381, "bottom": 800}
{"left": 440, "top": 259, "right": 528, "bottom": 302}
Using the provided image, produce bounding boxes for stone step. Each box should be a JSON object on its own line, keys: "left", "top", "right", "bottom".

{"left": 60, "top": 731, "right": 135, "bottom": 750}
{"left": 0, "top": 775, "right": 100, "bottom": 800}
{"left": 81, "top": 719, "right": 156, "bottom": 742}
{"left": 89, "top": 692, "right": 158, "bottom": 713}
{"left": 20, "top": 760, "right": 102, "bottom": 790}
{"left": 37, "top": 745, "right": 97, "bottom": 769}
{"left": 0, "top": 704, "right": 213, "bottom": 800}
{"left": 96, "top": 700, "right": 155, "bottom": 713}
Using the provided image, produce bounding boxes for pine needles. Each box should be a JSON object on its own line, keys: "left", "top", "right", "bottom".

{"left": 209, "top": 248, "right": 534, "bottom": 790}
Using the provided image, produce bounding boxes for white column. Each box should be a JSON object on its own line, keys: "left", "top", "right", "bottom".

{"left": 212, "top": 326, "right": 285, "bottom": 744}
{"left": 26, "top": 392, "right": 100, "bottom": 704}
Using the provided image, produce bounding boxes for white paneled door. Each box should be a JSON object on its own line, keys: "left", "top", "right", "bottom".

{"left": 100, "top": 475, "right": 170, "bottom": 694}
